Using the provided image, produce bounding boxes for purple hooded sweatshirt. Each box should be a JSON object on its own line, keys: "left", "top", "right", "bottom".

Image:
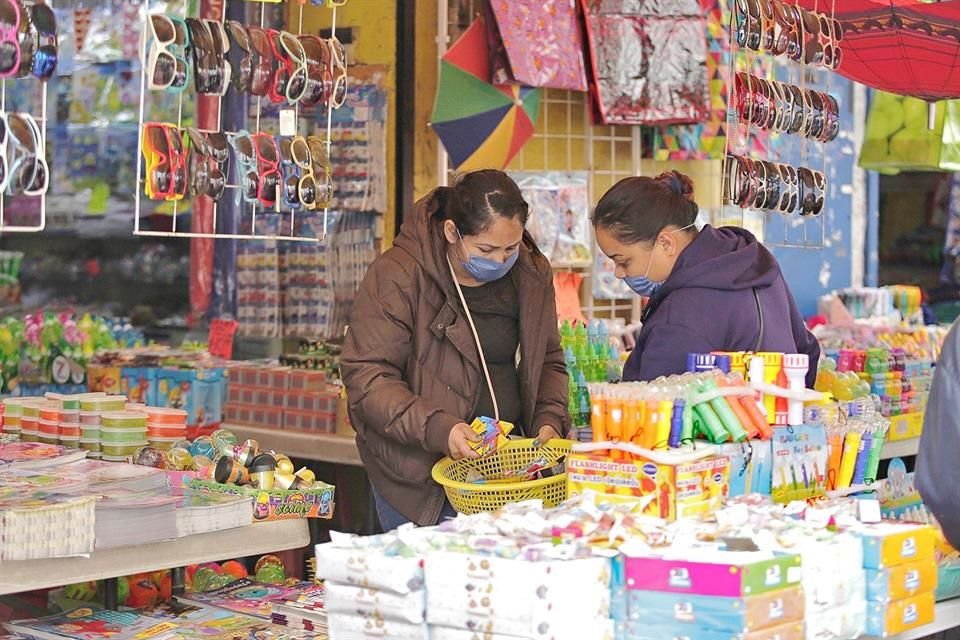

{"left": 622, "top": 225, "right": 820, "bottom": 387}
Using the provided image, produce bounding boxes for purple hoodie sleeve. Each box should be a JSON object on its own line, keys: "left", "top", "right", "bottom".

{"left": 623, "top": 324, "right": 715, "bottom": 382}
{"left": 785, "top": 289, "right": 821, "bottom": 387}
{"left": 917, "top": 322, "right": 960, "bottom": 549}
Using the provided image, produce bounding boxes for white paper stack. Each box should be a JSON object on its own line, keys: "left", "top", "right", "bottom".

{"left": 0, "top": 492, "right": 96, "bottom": 561}
{"left": 173, "top": 492, "right": 253, "bottom": 537}
{"left": 93, "top": 490, "right": 179, "bottom": 549}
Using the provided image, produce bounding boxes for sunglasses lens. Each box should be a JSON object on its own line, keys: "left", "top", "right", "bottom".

{"left": 152, "top": 52, "right": 177, "bottom": 86}
{"left": 299, "top": 176, "right": 316, "bottom": 205}
{"left": 261, "top": 172, "right": 279, "bottom": 202}
{"left": 208, "top": 168, "right": 225, "bottom": 200}
{"left": 32, "top": 5, "right": 55, "bottom": 34}
{"left": 285, "top": 175, "right": 299, "bottom": 202}
{"left": 206, "top": 133, "right": 229, "bottom": 163}
{"left": 151, "top": 15, "right": 175, "bottom": 43}
{"left": 291, "top": 138, "right": 310, "bottom": 165}
{"left": 256, "top": 136, "right": 278, "bottom": 163}
{"left": 243, "top": 171, "right": 258, "bottom": 200}
{"left": 333, "top": 76, "right": 347, "bottom": 105}
{"left": 151, "top": 166, "right": 170, "bottom": 194}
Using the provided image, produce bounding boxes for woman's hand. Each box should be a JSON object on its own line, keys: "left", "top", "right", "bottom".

{"left": 533, "top": 425, "right": 562, "bottom": 447}
{"left": 447, "top": 422, "right": 481, "bottom": 460}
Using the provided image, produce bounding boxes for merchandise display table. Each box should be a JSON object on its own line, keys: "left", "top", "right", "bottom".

{"left": 0, "top": 518, "right": 309, "bottom": 596}
{"left": 226, "top": 423, "right": 362, "bottom": 467}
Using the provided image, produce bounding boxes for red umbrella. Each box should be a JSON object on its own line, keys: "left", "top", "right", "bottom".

{"left": 796, "top": 0, "right": 960, "bottom": 100}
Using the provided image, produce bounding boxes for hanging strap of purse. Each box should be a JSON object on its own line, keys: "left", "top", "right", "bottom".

{"left": 446, "top": 256, "right": 500, "bottom": 422}
{"left": 753, "top": 287, "right": 764, "bottom": 352}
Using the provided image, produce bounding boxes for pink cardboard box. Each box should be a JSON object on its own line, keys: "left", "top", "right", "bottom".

{"left": 625, "top": 552, "right": 802, "bottom": 598}
{"left": 289, "top": 370, "right": 327, "bottom": 391}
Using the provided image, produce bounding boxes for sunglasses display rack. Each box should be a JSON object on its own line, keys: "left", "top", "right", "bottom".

{"left": 133, "top": 0, "right": 348, "bottom": 244}
{"left": 721, "top": 0, "right": 845, "bottom": 249}
{"left": 0, "top": 0, "right": 57, "bottom": 234}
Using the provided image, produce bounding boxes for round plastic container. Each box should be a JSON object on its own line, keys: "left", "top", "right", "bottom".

{"left": 20, "top": 416, "right": 38, "bottom": 433}
{"left": 20, "top": 433, "right": 38, "bottom": 442}
{"left": 126, "top": 403, "right": 147, "bottom": 412}
{"left": 60, "top": 409, "right": 80, "bottom": 423}
{"left": 58, "top": 398, "right": 82, "bottom": 411}
{"left": 3, "top": 416, "right": 21, "bottom": 429}
{"left": 3, "top": 403, "right": 22, "bottom": 418}
{"left": 101, "top": 442, "right": 146, "bottom": 457}
{"left": 38, "top": 435, "right": 59, "bottom": 445}
{"left": 79, "top": 438, "right": 101, "bottom": 452}
{"left": 101, "top": 411, "right": 148, "bottom": 429}
{"left": 21, "top": 402, "right": 43, "bottom": 419}
{"left": 38, "top": 419, "right": 59, "bottom": 437}
{"left": 60, "top": 425, "right": 81, "bottom": 439}
{"left": 86, "top": 451, "right": 102, "bottom": 459}
{"left": 39, "top": 406, "right": 61, "bottom": 422}
{"left": 80, "top": 397, "right": 127, "bottom": 412}
{"left": 145, "top": 407, "right": 188, "bottom": 425}
{"left": 148, "top": 436, "right": 179, "bottom": 451}
{"left": 147, "top": 423, "right": 187, "bottom": 438}
{"left": 59, "top": 436, "right": 80, "bottom": 449}
{"left": 101, "top": 454, "right": 131, "bottom": 463}
{"left": 80, "top": 411, "right": 101, "bottom": 426}
{"left": 1, "top": 424, "right": 19, "bottom": 434}
{"left": 101, "top": 426, "right": 147, "bottom": 443}
{"left": 80, "top": 426, "right": 100, "bottom": 440}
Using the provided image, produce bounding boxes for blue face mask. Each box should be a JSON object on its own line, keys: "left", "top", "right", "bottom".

{"left": 460, "top": 245, "right": 519, "bottom": 283}
{"left": 624, "top": 275, "right": 661, "bottom": 297}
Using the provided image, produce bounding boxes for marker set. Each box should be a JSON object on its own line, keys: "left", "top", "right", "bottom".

{"left": 809, "top": 398, "right": 891, "bottom": 490}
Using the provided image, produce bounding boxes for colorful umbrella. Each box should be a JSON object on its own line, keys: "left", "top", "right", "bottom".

{"left": 431, "top": 18, "right": 541, "bottom": 172}
{"left": 796, "top": 0, "right": 960, "bottom": 101}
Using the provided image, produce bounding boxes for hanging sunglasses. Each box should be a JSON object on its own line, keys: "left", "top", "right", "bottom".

{"left": 28, "top": 2, "right": 55, "bottom": 80}
{"left": 291, "top": 135, "right": 318, "bottom": 210}
{"left": 306, "top": 136, "right": 334, "bottom": 207}
{"left": 266, "top": 28, "right": 292, "bottom": 104}
{"left": 278, "top": 136, "right": 301, "bottom": 210}
{"left": 298, "top": 34, "right": 328, "bottom": 107}
{"left": 225, "top": 20, "right": 253, "bottom": 92}
{"left": 798, "top": 167, "right": 826, "bottom": 216}
{"left": 142, "top": 122, "right": 186, "bottom": 201}
{"left": 0, "top": 0, "right": 20, "bottom": 79}
{"left": 279, "top": 31, "right": 308, "bottom": 104}
{"left": 145, "top": 14, "right": 189, "bottom": 92}
{"left": 227, "top": 130, "right": 259, "bottom": 205}
{"left": 821, "top": 92, "right": 840, "bottom": 143}
{"left": 0, "top": 116, "right": 8, "bottom": 192}
{"left": 185, "top": 127, "right": 226, "bottom": 201}
{"left": 5, "top": 112, "right": 46, "bottom": 196}
{"left": 186, "top": 18, "right": 230, "bottom": 96}
{"left": 246, "top": 26, "right": 275, "bottom": 98}
{"left": 252, "top": 131, "right": 280, "bottom": 206}
{"left": 325, "top": 36, "right": 347, "bottom": 108}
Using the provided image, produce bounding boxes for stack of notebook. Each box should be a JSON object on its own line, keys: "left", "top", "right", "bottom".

{"left": 270, "top": 585, "right": 328, "bottom": 637}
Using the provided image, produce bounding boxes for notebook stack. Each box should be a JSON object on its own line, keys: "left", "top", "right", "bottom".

{"left": 269, "top": 584, "right": 328, "bottom": 637}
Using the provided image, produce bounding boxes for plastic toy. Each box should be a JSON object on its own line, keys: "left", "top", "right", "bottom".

{"left": 221, "top": 560, "right": 248, "bottom": 580}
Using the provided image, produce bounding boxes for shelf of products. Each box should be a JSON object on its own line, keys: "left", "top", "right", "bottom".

{"left": 0, "top": 519, "right": 309, "bottom": 596}
{"left": 225, "top": 423, "right": 362, "bottom": 466}
{"left": 881, "top": 437, "right": 920, "bottom": 460}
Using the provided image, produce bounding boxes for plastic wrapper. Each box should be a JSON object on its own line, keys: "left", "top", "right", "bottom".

{"left": 582, "top": 0, "right": 708, "bottom": 126}
{"left": 512, "top": 171, "right": 591, "bottom": 267}
{"left": 487, "top": 0, "right": 588, "bottom": 91}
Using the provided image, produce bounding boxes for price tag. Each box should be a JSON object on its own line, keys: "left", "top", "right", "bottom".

{"left": 208, "top": 319, "right": 239, "bottom": 360}
{"left": 279, "top": 109, "right": 297, "bottom": 136}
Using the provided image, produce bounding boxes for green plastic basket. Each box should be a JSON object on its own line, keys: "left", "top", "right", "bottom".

{"left": 936, "top": 565, "right": 960, "bottom": 602}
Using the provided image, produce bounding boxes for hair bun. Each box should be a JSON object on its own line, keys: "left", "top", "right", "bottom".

{"left": 655, "top": 170, "right": 695, "bottom": 201}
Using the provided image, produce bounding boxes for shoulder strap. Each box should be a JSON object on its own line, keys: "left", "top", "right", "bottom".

{"left": 753, "top": 287, "right": 764, "bottom": 352}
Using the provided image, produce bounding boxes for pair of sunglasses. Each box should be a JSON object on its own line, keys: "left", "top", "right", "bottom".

{"left": 145, "top": 14, "right": 189, "bottom": 92}
{"left": 142, "top": 122, "right": 186, "bottom": 201}
{"left": 798, "top": 166, "right": 826, "bottom": 216}
{"left": 5, "top": 111, "right": 47, "bottom": 196}
{"left": 228, "top": 131, "right": 280, "bottom": 207}
{"left": 185, "top": 127, "right": 228, "bottom": 201}
{"left": 285, "top": 135, "right": 333, "bottom": 210}
{"left": 0, "top": 0, "right": 20, "bottom": 79}
{"left": 28, "top": 2, "right": 56, "bottom": 80}
{"left": 186, "top": 17, "right": 231, "bottom": 95}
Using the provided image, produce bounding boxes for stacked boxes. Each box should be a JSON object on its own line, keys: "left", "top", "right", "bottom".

{"left": 623, "top": 550, "right": 804, "bottom": 640}
{"left": 316, "top": 536, "right": 428, "bottom": 640}
{"left": 861, "top": 524, "right": 938, "bottom": 637}
{"left": 225, "top": 363, "right": 339, "bottom": 434}
{"left": 789, "top": 530, "right": 866, "bottom": 640}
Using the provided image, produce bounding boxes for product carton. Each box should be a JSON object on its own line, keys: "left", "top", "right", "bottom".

{"left": 567, "top": 449, "right": 730, "bottom": 521}
{"left": 865, "top": 559, "right": 939, "bottom": 602}
{"left": 859, "top": 523, "right": 937, "bottom": 569}
{"left": 865, "top": 591, "right": 935, "bottom": 637}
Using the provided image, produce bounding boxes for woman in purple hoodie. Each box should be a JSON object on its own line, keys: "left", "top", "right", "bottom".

{"left": 593, "top": 170, "right": 820, "bottom": 387}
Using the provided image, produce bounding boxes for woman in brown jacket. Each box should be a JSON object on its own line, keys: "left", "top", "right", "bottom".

{"left": 341, "top": 170, "right": 570, "bottom": 530}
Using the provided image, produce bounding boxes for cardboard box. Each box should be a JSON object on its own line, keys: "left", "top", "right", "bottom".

{"left": 860, "top": 523, "right": 937, "bottom": 569}
{"left": 627, "top": 585, "right": 805, "bottom": 633}
{"left": 623, "top": 619, "right": 804, "bottom": 640}
{"left": 865, "top": 591, "right": 935, "bottom": 637}
{"left": 567, "top": 452, "right": 730, "bottom": 521}
{"left": 888, "top": 412, "right": 924, "bottom": 441}
{"left": 625, "top": 551, "right": 803, "bottom": 597}
{"left": 865, "top": 559, "right": 938, "bottom": 602}
{"left": 87, "top": 365, "right": 122, "bottom": 395}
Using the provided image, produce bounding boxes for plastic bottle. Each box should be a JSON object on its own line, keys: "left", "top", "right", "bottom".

{"left": 576, "top": 372, "right": 591, "bottom": 429}
{"left": 782, "top": 354, "right": 809, "bottom": 427}
{"left": 560, "top": 320, "right": 574, "bottom": 351}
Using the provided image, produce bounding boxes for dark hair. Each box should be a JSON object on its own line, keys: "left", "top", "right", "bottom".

{"left": 592, "top": 170, "right": 699, "bottom": 244}
{"left": 432, "top": 169, "right": 529, "bottom": 236}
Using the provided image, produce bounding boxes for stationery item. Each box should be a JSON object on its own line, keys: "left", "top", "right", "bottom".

{"left": 865, "top": 560, "right": 938, "bottom": 603}
{"left": 865, "top": 591, "right": 935, "bottom": 637}
{"left": 860, "top": 523, "right": 937, "bottom": 570}
{"left": 177, "top": 579, "right": 310, "bottom": 620}
{"left": 4, "top": 607, "right": 175, "bottom": 640}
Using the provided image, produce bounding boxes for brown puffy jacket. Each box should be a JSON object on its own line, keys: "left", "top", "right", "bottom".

{"left": 340, "top": 192, "right": 570, "bottom": 526}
